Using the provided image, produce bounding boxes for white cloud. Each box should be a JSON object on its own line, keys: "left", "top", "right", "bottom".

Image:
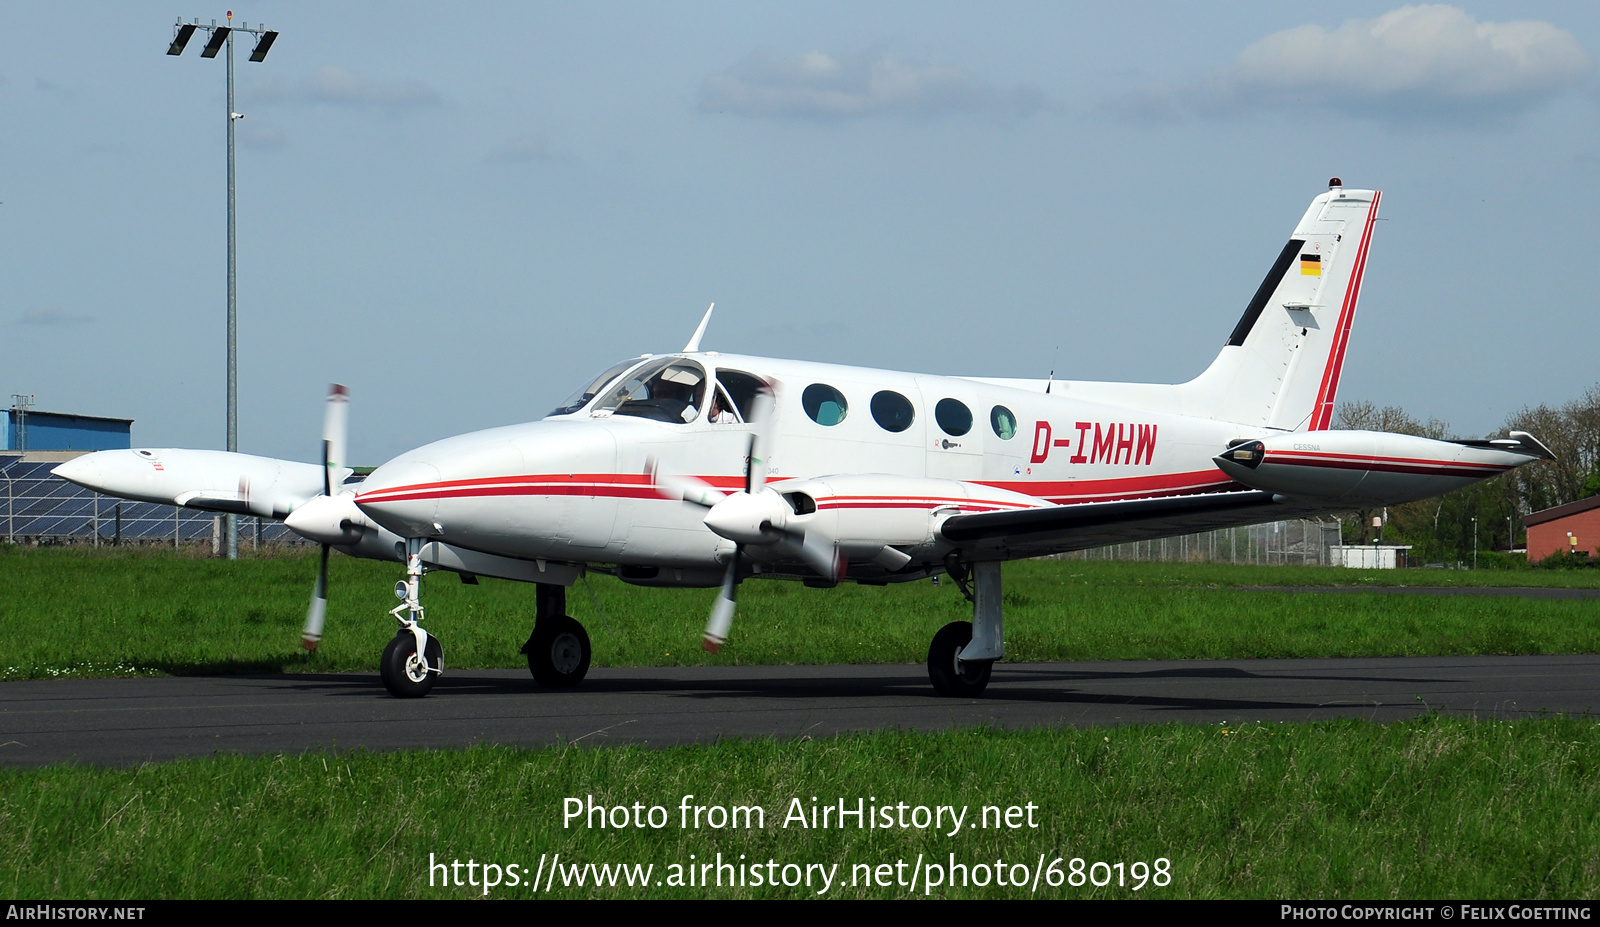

{"left": 1199, "top": 5, "right": 1592, "bottom": 120}
{"left": 18, "top": 306, "right": 92, "bottom": 326}
{"left": 246, "top": 66, "right": 441, "bottom": 110}
{"left": 700, "top": 49, "right": 1044, "bottom": 120}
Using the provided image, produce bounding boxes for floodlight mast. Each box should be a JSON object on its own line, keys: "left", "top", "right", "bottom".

{"left": 168, "top": 13, "right": 277, "bottom": 560}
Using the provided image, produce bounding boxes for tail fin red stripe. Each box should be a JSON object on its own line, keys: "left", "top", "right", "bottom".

{"left": 1308, "top": 191, "right": 1381, "bottom": 431}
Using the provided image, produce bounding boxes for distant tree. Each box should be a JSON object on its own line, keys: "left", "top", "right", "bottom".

{"left": 1504, "top": 383, "right": 1600, "bottom": 512}
{"left": 1325, "top": 390, "right": 1600, "bottom": 562}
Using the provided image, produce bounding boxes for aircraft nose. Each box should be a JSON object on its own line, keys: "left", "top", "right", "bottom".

{"left": 353, "top": 458, "right": 442, "bottom": 538}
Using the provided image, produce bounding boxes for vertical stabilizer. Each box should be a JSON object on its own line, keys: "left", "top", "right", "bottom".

{"left": 1183, "top": 183, "right": 1381, "bottom": 430}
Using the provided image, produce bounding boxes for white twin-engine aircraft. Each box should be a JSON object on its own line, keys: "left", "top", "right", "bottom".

{"left": 56, "top": 181, "right": 1553, "bottom": 699}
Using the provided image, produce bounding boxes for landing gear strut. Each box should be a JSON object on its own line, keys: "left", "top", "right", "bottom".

{"left": 928, "top": 560, "right": 1003, "bottom": 697}
{"left": 523, "top": 583, "right": 591, "bottom": 687}
{"left": 381, "top": 537, "right": 444, "bottom": 698}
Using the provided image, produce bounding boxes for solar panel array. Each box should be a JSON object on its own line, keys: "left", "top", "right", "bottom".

{"left": 1, "top": 459, "right": 311, "bottom": 546}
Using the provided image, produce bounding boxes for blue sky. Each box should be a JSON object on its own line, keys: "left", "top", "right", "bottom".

{"left": 4, "top": 2, "right": 1597, "bottom": 464}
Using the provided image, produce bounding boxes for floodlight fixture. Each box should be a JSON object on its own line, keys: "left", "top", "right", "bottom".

{"left": 167, "top": 23, "right": 197, "bottom": 56}
{"left": 248, "top": 30, "right": 277, "bottom": 62}
{"left": 200, "top": 26, "right": 230, "bottom": 58}
{"left": 166, "top": 15, "right": 280, "bottom": 559}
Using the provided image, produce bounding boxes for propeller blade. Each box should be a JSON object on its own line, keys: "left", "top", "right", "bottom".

{"left": 647, "top": 457, "right": 727, "bottom": 508}
{"left": 796, "top": 528, "right": 845, "bottom": 582}
{"left": 745, "top": 383, "right": 775, "bottom": 493}
{"left": 703, "top": 548, "right": 740, "bottom": 653}
{"left": 302, "top": 543, "right": 330, "bottom": 651}
{"left": 322, "top": 384, "right": 349, "bottom": 496}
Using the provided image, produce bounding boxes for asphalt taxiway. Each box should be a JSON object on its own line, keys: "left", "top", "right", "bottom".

{"left": 3, "top": 654, "right": 1597, "bottom": 768}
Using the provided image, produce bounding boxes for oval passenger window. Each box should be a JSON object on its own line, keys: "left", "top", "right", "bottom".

{"left": 935, "top": 398, "right": 972, "bottom": 436}
{"left": 802, "top": 384, "right": 849, "bottom": 426}
{"left": 870, "top": 390, "right": 916, "bottom": 433}
{"left": 990, "top": 405, "right": 1018, "bottom": 440}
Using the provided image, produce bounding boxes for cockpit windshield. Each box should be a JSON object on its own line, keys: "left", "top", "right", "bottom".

{"left": 590, "top": 357, "right": 709, "bottom": 424}
{"left": 548, "top": 357, "right": 648, "bottom": 417}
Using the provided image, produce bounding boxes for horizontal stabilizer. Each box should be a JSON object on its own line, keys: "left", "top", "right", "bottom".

{"left": 1213, "top": 430, "right": 1542, "bottom": 506}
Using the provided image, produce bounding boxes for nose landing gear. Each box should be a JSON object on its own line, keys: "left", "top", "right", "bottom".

{"left": 381, "top": 537, "right": 444, "bottom": 698}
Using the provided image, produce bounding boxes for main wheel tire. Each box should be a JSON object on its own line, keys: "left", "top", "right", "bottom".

{"left": 380, "top": 630, "right": 443, "bottom": 699}
{"left": 927, "top": 620, "right": 992, "bottom": 697}
{"left": 526, "top": 615, "right": 591, "bottom": 687}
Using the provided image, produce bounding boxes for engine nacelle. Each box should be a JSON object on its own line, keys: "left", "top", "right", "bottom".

{"left": 768, "top": 474, "right": 1048, "bottom": 569}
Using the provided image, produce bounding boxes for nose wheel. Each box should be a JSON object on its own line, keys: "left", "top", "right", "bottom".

{"left": 524, "top": 615, "right": 591, "bottom": 686}
{"left": 381, "top": 630, "right": 443, "bottom": 698}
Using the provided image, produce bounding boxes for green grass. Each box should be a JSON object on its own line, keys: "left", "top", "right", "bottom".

{"left": 2, "top": 718, "right": 1596, "bottom": 899}
{"left": 6, "top": 547, "right": 1599, "bottom": 900}
{"left": 3, "top": 545, "right": 1598, "bottom": 680}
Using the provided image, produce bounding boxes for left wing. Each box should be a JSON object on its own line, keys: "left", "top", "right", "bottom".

{"left": 939, "top": 488, "right": 1294, "bottom": 560}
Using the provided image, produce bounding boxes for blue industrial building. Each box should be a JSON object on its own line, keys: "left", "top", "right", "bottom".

{"left": 4, "top": 409, "right": 133, "bottom": 452}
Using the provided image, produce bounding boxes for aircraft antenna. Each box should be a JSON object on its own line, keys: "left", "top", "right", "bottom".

{"left": 683, "top": 302, "right": 715, "bottom": 352}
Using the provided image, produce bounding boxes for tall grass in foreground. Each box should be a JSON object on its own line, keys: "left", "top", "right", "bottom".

{"left": 2, "top": 718, "right": 1596, "bottom": 899}
{"left": 3, "top": 546, "right": 1599, "bottom": 679}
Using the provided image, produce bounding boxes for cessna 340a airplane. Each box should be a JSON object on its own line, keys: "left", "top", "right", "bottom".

{"left": 55, "top": 180, "right": 1554, "bottom": 699}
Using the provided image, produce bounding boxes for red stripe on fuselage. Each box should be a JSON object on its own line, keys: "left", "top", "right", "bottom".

{"left": 356, "top": 471, "right": 759, "bottom": 505}
{"left": 819, "top": 494, "right": 1040, "bottom": 510}
{"left": 817, "top": 502, "right": 1008, "bottom": 513}
{"left": 977, "top": 469, "right": 1237, "bottom": 504}
{"left": 356, "top": 469, "right": 1239, "bottom": 509}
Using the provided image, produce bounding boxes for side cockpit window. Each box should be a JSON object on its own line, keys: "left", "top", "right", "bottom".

{"left": 592, "top": 358, "right": 709, "bottom": 423}
{"left": 713, "top": 370, "right": 766, "bottom": 424}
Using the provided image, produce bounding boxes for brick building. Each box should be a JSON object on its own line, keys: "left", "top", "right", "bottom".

{"left": 1524, "top": 496, "right": 1600, "bottom": 561}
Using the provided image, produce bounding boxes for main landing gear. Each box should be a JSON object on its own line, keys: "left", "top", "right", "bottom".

{"left": 522, "top": 583, "right": 591, "bottom": 687}
{"left": 381, "top": 537, "right": 444, "bottom": 698}
{"left": 927, "top": 560, "right": 1003, "bottom": 698}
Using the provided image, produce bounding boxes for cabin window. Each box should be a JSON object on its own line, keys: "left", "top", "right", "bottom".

{"left": 870, "top": 390, "right": 916, "bottom": 433}
{"left": 802, "top": 384, "right": 848, "bottom": 426}
{"left": 990, "top": 405, "right": 1018, "bottom": 440}
{"left": 935, "top": 398, "right": 972, "bottom": 436}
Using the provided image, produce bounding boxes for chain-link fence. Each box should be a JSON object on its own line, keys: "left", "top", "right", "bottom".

{"left": 1068, "top": 519, "right": 1345, "bottom": 565}
{"left": 1, "top": 458, "right": 309, "bottom": 548}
